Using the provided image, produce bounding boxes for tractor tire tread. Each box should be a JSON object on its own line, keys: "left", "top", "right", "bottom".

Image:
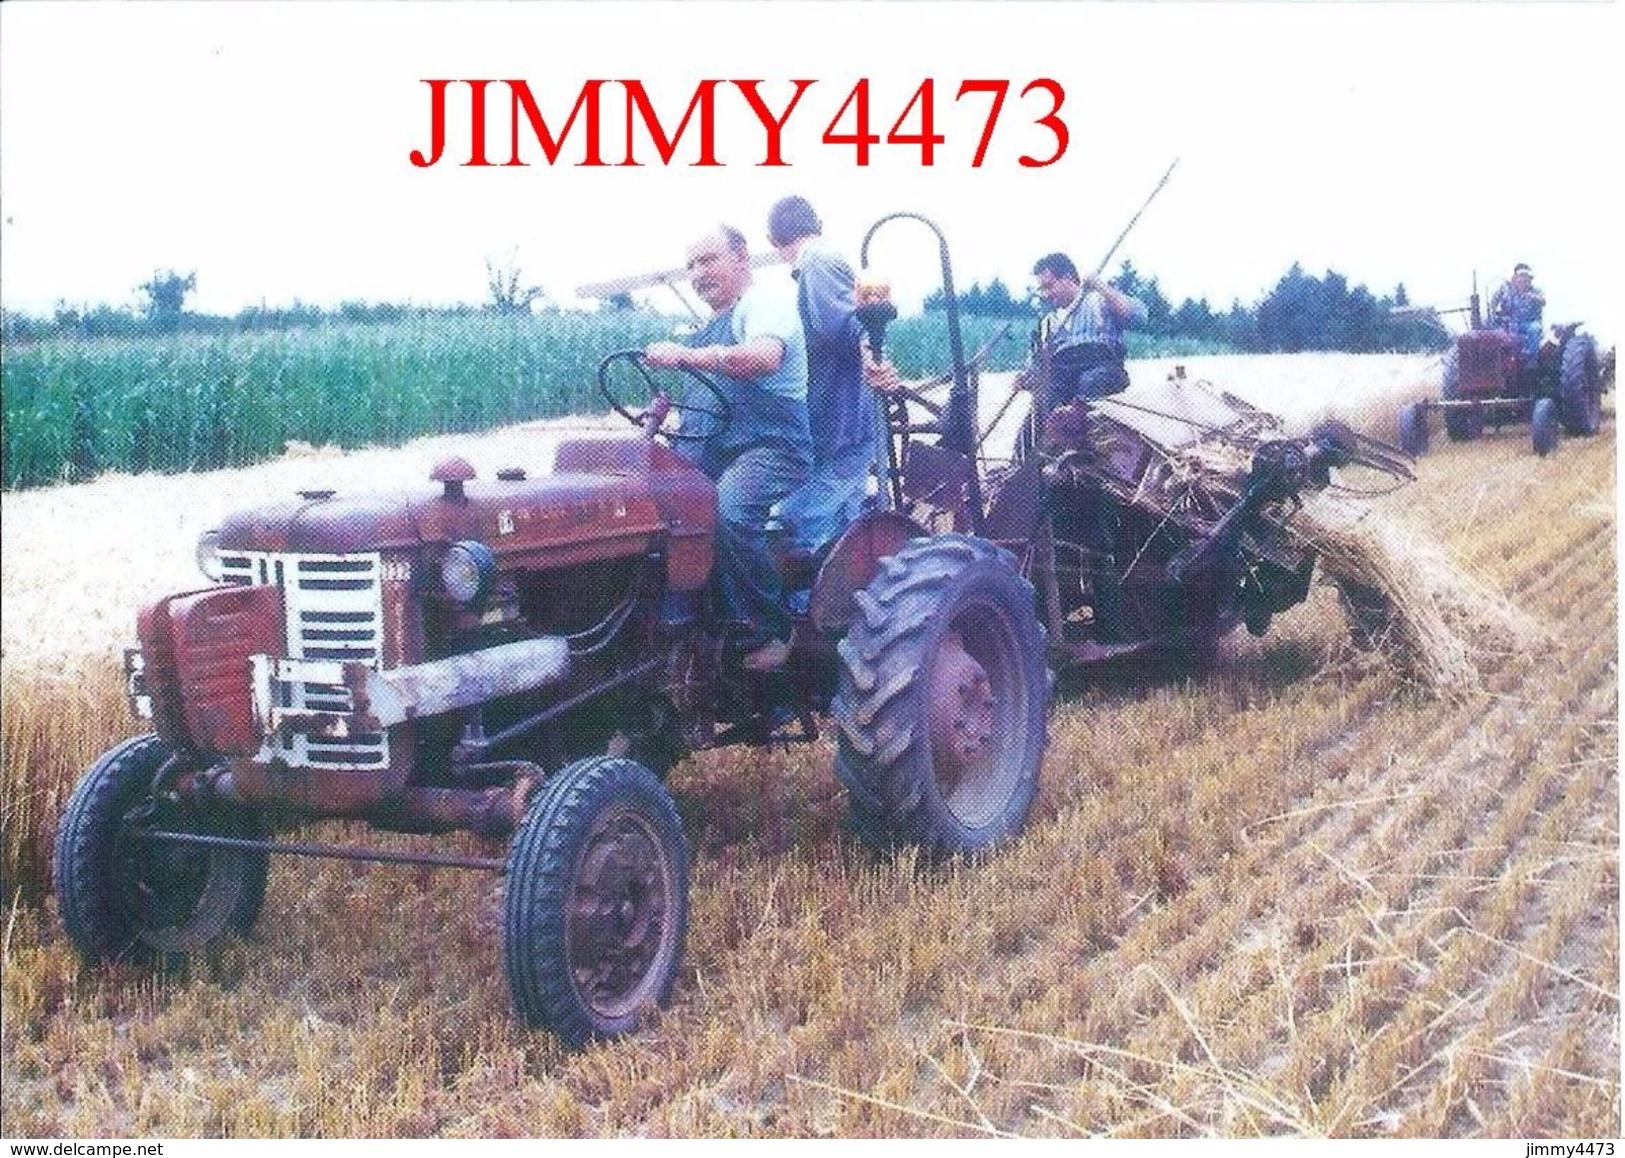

{"left": 1559, "top": 333, "right": 1602, "bottom": 436}
{"left": 831, "top": 534, "right": 1050, "bottom": 857}
{"left": 54, "top": 734, "right": 266, "bottom": 966}
{"left": 503, "top": 755, "right": 688, "bottom": 1048}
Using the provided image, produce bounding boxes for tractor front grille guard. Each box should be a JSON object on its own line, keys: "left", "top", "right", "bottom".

{"left": 222, "top": 550, "right": 391, "bottom": 771}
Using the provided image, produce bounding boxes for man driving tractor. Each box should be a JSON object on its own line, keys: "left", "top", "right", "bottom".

{"left": 642, "top": 226, "right": 811, "bottom": 673}
{"left": 1488, "top": 262, "right": 1546, "bottom": 362}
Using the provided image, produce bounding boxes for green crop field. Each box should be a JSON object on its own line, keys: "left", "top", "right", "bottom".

{"left": 0, "top": 313, "right": 671, "bottom": 490}
{"left": 0, "top": 312, "right": 1230, "bottom": 491}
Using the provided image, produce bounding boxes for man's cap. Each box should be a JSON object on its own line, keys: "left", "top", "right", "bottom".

{"left": 1514, "top": 263, "right": 1533, "bottom": 275}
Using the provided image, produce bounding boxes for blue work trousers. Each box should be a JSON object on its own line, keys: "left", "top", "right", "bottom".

{"left": 778, "top": 441, "right": 879, "bottom": 553}
{"left": 706, "top": 445, "right": 808, "bottom": 643}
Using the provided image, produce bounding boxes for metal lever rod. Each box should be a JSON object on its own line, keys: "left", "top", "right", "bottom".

{"left": 145, "top": 830, "right": 507, "bottom": 873}
{"left": 861, "top": 211, "right": 984, "bottom": 534}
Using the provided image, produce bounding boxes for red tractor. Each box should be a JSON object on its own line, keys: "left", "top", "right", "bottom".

{"left": 55, "top": 213, "right": 1405, "bottom": 1047}
{"left": 53, "top": 338, "right": 1053, "bottom": 1047}
{"left": 1396, "top": 280, "right": 1610, "bottom": 457}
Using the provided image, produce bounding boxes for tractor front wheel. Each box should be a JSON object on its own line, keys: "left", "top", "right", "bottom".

{"left": 833, "top": 535, "right": 1050, "bottom": 857}
{"left": 1531, "top": 397, "right": 1561, "bottom": 456}
{"left": 53, "top": 734, "right": 269, "bottom": 966}
{"left": 1396, "top": 401, "right": 1430, "bottom": 457}
{"left": 503, "top": 756, "right": 688, "bottom": 1047}
{"left": 1559, "top": 333, "right": 1603, "bottom": 436}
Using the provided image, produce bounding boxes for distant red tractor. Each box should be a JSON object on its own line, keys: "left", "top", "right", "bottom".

{"left": 1396, "top": 282, "right": 1610, "bottom": 457}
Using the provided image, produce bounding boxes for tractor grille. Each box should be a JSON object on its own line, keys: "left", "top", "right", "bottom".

{"left": 221, "top": 550, "right": 390, "bottom": 770}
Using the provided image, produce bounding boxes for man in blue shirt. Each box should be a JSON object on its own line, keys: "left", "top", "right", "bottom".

{"left": 1489, "top": 262, "right": 1546, "bottom": 362}
{"left": 766, "top": 196, "right": 887, "bottom": 555}
{"left": 643, "top": 225, "right": 810, "bottom": 672}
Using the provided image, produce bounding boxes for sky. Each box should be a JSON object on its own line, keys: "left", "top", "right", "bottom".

{"left": 1, "top": 1, "right": 1621, "bottom": 339}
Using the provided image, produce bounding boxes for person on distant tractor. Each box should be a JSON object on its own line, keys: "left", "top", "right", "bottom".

{"left": 1027, "top": 252, "right": 1148, "bottom": 403}
{"left": 1489, "top": 262, "right": 1546, "bottom": 362}
{"left": 765, "top": 195, "right": 890, "bottom": 556}
{"left": 643, "top": 225, "right": 811, "bottom": 673}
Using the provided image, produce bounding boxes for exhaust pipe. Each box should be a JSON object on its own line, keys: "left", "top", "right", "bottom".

{"left": 353, "top": 637, "right": 570, "bottom": 728}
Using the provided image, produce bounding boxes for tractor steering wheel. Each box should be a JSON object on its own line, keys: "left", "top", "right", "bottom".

{"left": 597, "top": 349, "right": 730, "bottom": 444}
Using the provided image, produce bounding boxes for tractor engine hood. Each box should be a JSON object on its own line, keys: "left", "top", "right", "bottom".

{"left": 213, "top": 443, "right": 718, "bottom": 587}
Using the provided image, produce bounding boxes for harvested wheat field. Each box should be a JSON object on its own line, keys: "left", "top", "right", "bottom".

{"left": 1, "top": 354, "right": 1616, "bottom": 1138}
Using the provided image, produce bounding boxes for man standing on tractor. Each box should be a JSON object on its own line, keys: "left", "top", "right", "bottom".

{"left": 766, "top": 195, "right": 889, "bottom": 556}
{"left": 1489, "top": 262, "right": 1546, "bottom": 362}
{"left": 643, "top": 225, "right": 811, "bottom": 673}
{"left": 1029, "top": 252, "right": 1148, "bottom": 403}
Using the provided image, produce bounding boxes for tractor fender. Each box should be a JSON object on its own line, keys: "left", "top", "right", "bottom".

{"left": 807, "top": 510, "right": 928, "bottom": 634}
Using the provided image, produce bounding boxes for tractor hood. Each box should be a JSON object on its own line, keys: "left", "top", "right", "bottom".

{"left": 219, "top": 474, "right": 656, "bottom": 555}
{"left": 213, "top": 441, "right": 718, "bottom": 587}
{"left": 218, "top": 464, "right": 664, "bottom": 556}
{"left": 218, "top": 491, "right": 421, "bottom": 554}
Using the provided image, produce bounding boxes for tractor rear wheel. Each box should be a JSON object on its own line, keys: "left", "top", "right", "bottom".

{"left": 1531, "top": 397, "right": 1561, "bottom": 456}
{"left": 1396, "top": 401, "right": 1429, "bottom": 457}
{"left": 54, "top": 734, "right": 268, "bottom": 966}
{"left": 1439, "top": 349, "right": 1483, "bottom": 441}
{"left": 832, "top": 535, "right": 1050, "bottom": 857}
{"left": 1559, "top": 333, "right": 1603, "bottom": 436}
{"left": 503, "top": 756, "right": 688, "bottom": 1047}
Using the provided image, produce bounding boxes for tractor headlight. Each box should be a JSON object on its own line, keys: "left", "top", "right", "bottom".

{"left": 196, "top": 529, "right": 225, "bottom": 581}
{"left": 441, "top": 541, "right": 495, "bottom": 604}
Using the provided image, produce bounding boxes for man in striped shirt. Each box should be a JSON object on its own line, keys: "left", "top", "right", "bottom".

{"left": 1031, "top": 252, "right": 1148, "bottom": 403}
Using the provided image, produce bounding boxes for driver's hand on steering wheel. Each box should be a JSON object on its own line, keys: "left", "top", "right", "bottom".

{"left": 643, "top": 341, "right": 690, "bottom": 370}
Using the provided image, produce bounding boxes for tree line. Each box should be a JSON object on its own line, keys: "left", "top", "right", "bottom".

{"left": 0, "top": 256, "right": 556, "bottom": 345}
{"left": 0, "top": 268, "right": 497, "bottom": 344}
{"left": 927, "top": 261, "right": 1445, "bottom": 353}
{"left": 4, "top": 259, "right": 1445, "bottom": 354}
